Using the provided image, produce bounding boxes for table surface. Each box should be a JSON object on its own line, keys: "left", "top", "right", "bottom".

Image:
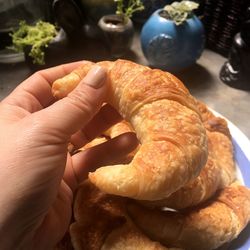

{"left": 0, "top": 32, "right": 250, "bottom": 140}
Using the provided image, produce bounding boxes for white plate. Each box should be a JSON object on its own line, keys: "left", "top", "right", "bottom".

{"left": 211, "top": 109, "right": 250, "bottom": 250}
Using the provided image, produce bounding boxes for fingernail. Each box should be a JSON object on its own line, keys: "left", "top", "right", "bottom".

{"left": 83, "top": 65, "right": 106, "bottom": 89}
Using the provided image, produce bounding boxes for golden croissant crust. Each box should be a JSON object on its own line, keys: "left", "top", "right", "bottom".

{"left": 70, "top": 181, "right": 250, "bottom": 250}
{"left": 128, "top": 182, "right": 250, "bottom": 250}
{"left": 70, "top": 180, "right": 182, "bottom": 250}
{"left": 71, "top": 101, "right": 236, "bottom": 210}
{"left": 140, "top": 102, "right": 236, "bottom": 209}
{"left": 52, "top": 59, "right": 208, "bottom": 200}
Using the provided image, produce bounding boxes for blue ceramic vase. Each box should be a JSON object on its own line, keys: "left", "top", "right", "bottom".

{"left": 141, "top": 9, "right": 205, "bottom": 71}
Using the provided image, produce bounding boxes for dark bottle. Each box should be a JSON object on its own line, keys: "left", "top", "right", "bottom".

{"left": 220, "top": 7, "right": 250, "bottom": 90}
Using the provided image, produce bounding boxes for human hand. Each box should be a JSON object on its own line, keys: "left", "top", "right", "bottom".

{"left": 0, "top": 62, "right": 138, "bottom": 250}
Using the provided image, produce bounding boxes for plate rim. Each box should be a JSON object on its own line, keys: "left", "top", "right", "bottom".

{"left": 205, "top": 108, "right": 250, "bottom": 250}
{"left": 209, "top": 108, "right": 250, "bottom": 161}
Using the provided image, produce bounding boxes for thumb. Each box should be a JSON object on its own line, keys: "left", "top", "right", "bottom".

{"left": 36, "top": 65, "right": 107, "bottom": 136}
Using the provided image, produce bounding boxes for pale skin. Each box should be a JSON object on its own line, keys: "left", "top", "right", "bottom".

{"left": 0, "top": 62, "right": 138, "bottom": 250}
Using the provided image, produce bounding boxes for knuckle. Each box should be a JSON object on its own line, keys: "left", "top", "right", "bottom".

{"left": 67, "top": 89, "right": 95, "bottom": 116}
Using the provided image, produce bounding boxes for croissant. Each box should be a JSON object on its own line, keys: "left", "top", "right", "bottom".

{"left": 141, "top": 106, "right": 236, "bottom": 209}
{"left": 80, "top": 121, "right": 225, "bottom": 211}
{"left": 128, "top": 182, "right": 250, "bottom": 250}
{"left": 70, "top": 180, "right": 126, "bottom": 250}
{"left": 70, "top": 180, "right": 183, "bottom": 250}
{"left": 197, "top": 101, "right": 231, "bottom": 138}
{"left": 78, "top": 137, "right": 108, "bottom": 151}
{"left": 52, "top": 59, "right": 207, "bottom": 200}
{"left": 76, "top": 102, "right": 235, "bottom": 209}
{"left": 103, "top": 120, "right": 134, "bottom": 138}
{"left": 102, "top": 223, "right": 183, "bottom": 250}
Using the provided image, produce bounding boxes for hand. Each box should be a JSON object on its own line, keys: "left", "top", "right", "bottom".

{"left": 0, "top": 62, "right": 138, "bottom": 250}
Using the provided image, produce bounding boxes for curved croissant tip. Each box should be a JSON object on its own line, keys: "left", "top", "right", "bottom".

{"left": 88, "top": 172, "right": 95, "bottom": 181}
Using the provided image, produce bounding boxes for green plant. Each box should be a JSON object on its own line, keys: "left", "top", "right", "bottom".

{"left": 114, "top": 0, "right": 144, "bottom": 23}
{"left": 10, "top": 21, "right": 58, "bottom": 65}
{"left": 163, "top": 0, "right": 199, "bottom": 25}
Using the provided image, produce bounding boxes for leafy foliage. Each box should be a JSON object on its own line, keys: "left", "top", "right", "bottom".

{"left": 10, "top": 21, "right": 58, "bottom": 65}
{"left": 163, "top": 1, "right": 199, "bottom": 25}
{"left": 114, "top": 0, "right": 144, "bottom": 23}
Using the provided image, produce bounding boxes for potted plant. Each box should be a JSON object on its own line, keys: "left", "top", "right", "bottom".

{"left": 79, "top": 0, "right": 116, "bottom": 24}
{"left": 133, "top": 0, "right": 173, "bottom": 24}
{"left": 98, "top": 0, "right": 144, "bottom": 58}
{"left": 140, "top": 0, "right": 205, "bottom": 71}
{"left": 10, "top": 20, "right": 67, "bottom": 70}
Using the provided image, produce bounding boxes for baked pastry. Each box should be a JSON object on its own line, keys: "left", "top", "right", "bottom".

{"left": 103, "top": 120, "right": 134, "bottom": 138}
{"left": 140, "top": 105, "right": 236, "bottom": 209}
{"left": 197, "top": 101, "right": 231, "bottom": 138}
{"left": 102, "top": 223, "right": 181, "bottom": 250}
{"left": 128, "top": 182, "right": 250, "bottom": 250}
{"left": 78, "top": 137, "right": 107, "bottom": 151}
{"left": 52, "top": 59, "right": 207, "bottom": 200}
{"left": 70, "top": 180, "right": 181, "bottom": 250}
{"left": 75, "top": 103, "right": 236, "bottom": 210}
{"left": 70, "top": 180, "right": 126, "bottom": 250}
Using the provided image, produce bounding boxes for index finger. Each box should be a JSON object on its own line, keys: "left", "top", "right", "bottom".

{"left": 66, "top": 132, "right": 139, "bottom": 189}
{"left": 2, "top": 61, "right": 85, "bottom": 114}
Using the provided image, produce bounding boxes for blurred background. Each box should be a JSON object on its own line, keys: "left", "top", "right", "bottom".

{"left": 0, "top": 0, "right": 249, "bottom": 63}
